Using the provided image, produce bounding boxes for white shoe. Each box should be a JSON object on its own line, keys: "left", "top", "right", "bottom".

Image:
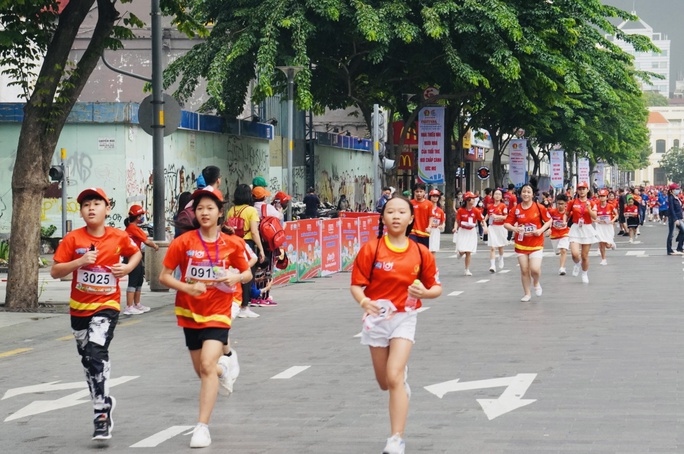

{"left": 465, "top": 269, "right": 472, "bottom": 276}
{"left": 629, "top": 238, "right": 634, "bottom": 244}
{"left": 572, "top": 264, "right": 580, "bottom": 277}
{"left": 520, "top": 295, "right": 531, "bottom": 302}
{"left": 534, "top": 285, "right": 542, "bottom": 297}
{"left": 559, "top": 267, "right": 566, "bottom": 276}
{"left": 581, "top": 273, "right": 589, "bottom": 284}
{"left": 600, "top": 259, "right": 607, "bottom": 266}
{"left": 189, "top": 423, "right": 211, "bottom": 448}
{"left": 217, "top": 356, "right": 234, "bottom": 396}
{"left": 134, "top": 303, "right": 150, "bottom": 313}
{"left": 383, "top": 434, "right": 405, "bottom": 454}
{"left": 228, "top": 349, "right": 240, "bottom": 382}
{"left": 498, "top": 257, "right": 504, "bottom": 269}
{"left": 231, "top": 302, "right": 240, "bottom": 320}
{"left": 489, "top": 266, "right": 496, "bottom": 273}
{"left": 237, "top": 308, "right": 260, "bottom": 318}
{"left": 122, "top": 305, "right": 143, "bottom": 315}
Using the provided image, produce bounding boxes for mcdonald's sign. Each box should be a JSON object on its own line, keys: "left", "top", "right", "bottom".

{"left": 392, "top": 121, "right": 418, "bottom": 145}
{"left": 398, "top": 151, "right": 414, "bottom": 170}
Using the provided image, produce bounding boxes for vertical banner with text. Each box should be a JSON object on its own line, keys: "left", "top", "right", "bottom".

{"left": 550, "top": 149, "right": 565, "bottom": 189}
{"left": 272, "top": 221, "right": 298, "bottom": 285}
{"left": 417, "top": 107, "right": 445, "bottom": 184}
{"left": 320, "top": 219, "right": 341, "bottom": 276}
{"left": 296, "top": 219, "right": 322, "bottom": 281}
{"left": 340, "top": 217, "right": 360, "bottom": 271}
{"left": 508, "top": 139, "right": 528, "bottom": 188}
{"left": 595, "top": 163, "right": 605, "bottom": 188}
{"left": 578, "top": 158, "right": 590, "bottom": 187}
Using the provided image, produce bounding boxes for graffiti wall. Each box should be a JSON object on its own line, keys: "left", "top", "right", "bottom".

{"left": 314, "top": 145, "right": 374, "bottom": 211}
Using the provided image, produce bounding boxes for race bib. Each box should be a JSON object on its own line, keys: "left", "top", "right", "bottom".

{"left": 76, "top": 266, "right": 117, "bottom": 295}
{"left": 185, "top": 259, "right": 229, "bottom": 287}
{"left": 523, "top": 223, "right": 537, "bottom": 233}
{"left": 599, "top": 215, "right": 611, "bottom": 223}
{"left": 552, "top": 220, "right": 566, "bottom": 229}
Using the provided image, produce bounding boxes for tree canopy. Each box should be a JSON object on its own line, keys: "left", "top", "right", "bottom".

{"left": 659, "top": 147, "right": 684, "bottom": 185}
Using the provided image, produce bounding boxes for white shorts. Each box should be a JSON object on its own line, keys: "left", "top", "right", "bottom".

{"left": 552, "top": 237, "right": 569, "bottom": 254}
{"left": 517, "top": 249, "right": 543, "bottom": 259}
{"left": 360, "top": 311, "right": 417, "bottom": 347}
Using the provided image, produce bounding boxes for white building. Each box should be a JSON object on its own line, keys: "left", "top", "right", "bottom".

{"left": 606, "top": 14, "right": 671, "bottom": 98}
{"left": 634, "top": 107, "right": 684, "bottom": 186}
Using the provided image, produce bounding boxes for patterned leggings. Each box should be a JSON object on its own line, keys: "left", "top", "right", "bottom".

{"left": 72, "top": 311, "right": 118, "bottom": 415}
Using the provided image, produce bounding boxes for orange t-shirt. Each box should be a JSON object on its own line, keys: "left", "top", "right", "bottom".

{"left": 351, "top": 236, "right": 440, "bottom": 312}
{"left": 567, "top": 198, "right": 596, "bottom": 225}
{"left": 595, "top": 203, "right": 616, "bottom": 224}
{"left": 429, "top": 206, "right": 445, "bottom": 230}
{"left": 547, "top": 208, "right": 569, "bottom": 239}
{"left": 410, "top": 199, "right": 433, "bottom": 237}
{"left": 53, "top": 227, "right": 140, "bottom": 317}
{"left": 505, "top": 202, "right": 551, "bottom": 253}
{"left": 125, "top": 222, "right": 148, "bottom": 249}
{"left": 456, "top": 207, "right": 483, "bottom": 229}
{"left": 486, "top": 202, "right": 507, "bottom": 226}
{"left": 163, "top": 230, "right": 250, "bottom": 329}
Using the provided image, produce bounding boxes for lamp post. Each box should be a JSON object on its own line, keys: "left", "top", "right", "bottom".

{"left": 151, "top": 0, "right": 165, "bottom": 240}
{"left": 277, "top": 66, "right": 304, "bottom": 220}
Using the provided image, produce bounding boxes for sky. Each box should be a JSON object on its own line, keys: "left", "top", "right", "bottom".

{"left": 603, "top": 0, "right": 684, "bottom": 92}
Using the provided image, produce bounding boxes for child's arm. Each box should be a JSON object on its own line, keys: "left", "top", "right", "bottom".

{"left": 159, "top": 265, "right": 206, "bottom": 296}
{"left": 110, "top": 251, "right": 142, "bottom": 278}
{"left": 50, "top": 249, "right": 97, "bottom": 279}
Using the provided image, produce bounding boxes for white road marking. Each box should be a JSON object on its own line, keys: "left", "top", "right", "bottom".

{"left": 498, "top": 270, "right": 511, "bottom": 274}
{"left": 271, "top": 366, "right": 311, "bottom": 379}
{"left": 625, "top": 251, "right": 646, "bottom": 256}
{"left": 448, "top": 291, "right": 463, "bottom": 296}
{"left": 476, "top": 279, "right": 490, "bottom": 283}
{"left": 130, "top": 426, "right": 195, "bottom": 448}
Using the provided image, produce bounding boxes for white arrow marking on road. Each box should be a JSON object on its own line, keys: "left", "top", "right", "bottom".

{"left": 271, "top": 366, "right": 310, "bottom": 379}
{"left": 3, "top": 381, "right": 87, "bottom": 400}
{"left": 4, "top": 376, "right": 138, "bottom": 422}
{"left": 424, "top": 373, "right": 537, "bottom": 420}
{"left": 130, "top": 425, "right": 194, "bottom": 448}
{"left": 498, "top": 270, "right": 511, "bottom": 274}
{"left": 448, "top": 291, "right": 463, "bottom": 297}
{"left": 475, "top": 279, "right": 490, "bottom": 284}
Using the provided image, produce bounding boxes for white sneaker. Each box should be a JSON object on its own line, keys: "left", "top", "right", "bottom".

{"left": 189, "top": 423, "right": 211, "bottom": 448}
{"left": 217, "top": 356, "right": 234, "bottom": 396}
{"left": 382, "top": 434, "right": 405, "bottom": 454}
{"left": 231, "top": 302, "right": 240, "bottom": 320}
{"left": 465, "top": 269, "right": 472, "bottom": 276}
{"left": 237, "top": 308, "right": 260, "bottom": 318}
{"left": 498, "top": 257, "right": 504, "bottom": 269}
{"left": 581, "top": 273, "right": 589, "bottom": 284}
{"left": 534, "top": 285, "right": 542, "bottom": 297}
{"left": 489, "top": 266, "right": 496, "bottom": 273}
{"left": 228, "top": 350, "right": 240, "bottom": 381}
{"left": 520, "top": 295, "right": 531, "bottom": 302}
{"left": 629, "top": 238, "right": 634, "bottom": 244}
{"left": 134, "top": 303, "right": 150, "bottom": 313}
{"left": 559, "top": 267, "right": 566, "bottom": 276}
{"left": 600, "top": 259, "right": 607, "bottom": 266}
{"left": 572, "top": 264, "right": 580, "bottom": 277}
{"left": 122, "top": 305, "right": 143, "bottom": 315}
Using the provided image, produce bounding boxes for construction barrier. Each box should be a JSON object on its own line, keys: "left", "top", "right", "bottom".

{"left": 272, "top": 213, "right": 380, "bottom": 285}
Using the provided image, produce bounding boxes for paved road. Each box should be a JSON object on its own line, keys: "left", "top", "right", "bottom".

{"left": 0, "top": 222, "right": 682, "bottom": 453}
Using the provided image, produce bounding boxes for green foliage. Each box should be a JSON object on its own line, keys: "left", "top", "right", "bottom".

{"left": 658, "top": 147, "right": 684, "bottom": 185}
{"left": 40, "top": 225, "right": 57, "bottom": 238}
{"left": 642, "top": 91, "right": 669, "bottom": 107}
{"left": 0, "top": 239, "right": 8, "bottom": 262}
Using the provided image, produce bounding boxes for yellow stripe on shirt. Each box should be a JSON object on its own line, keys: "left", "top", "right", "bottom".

{"left": 175, "top": 306, "right": 232, "bottom": 327}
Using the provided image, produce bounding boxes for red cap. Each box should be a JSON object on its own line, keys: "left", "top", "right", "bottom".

{"left": 191, "top": 186, "right": 224, "bottom": 203}
{"left": 128, "top": 204, "right": 145, "bottom": 216}
{"left": 274, "top": 190, "right": 291, "bottom": 205}
{"left": 463, "top": 191, "right": 476, "bottom": 200}
{"left": 577, "top": 181, "right": 589, "bottom": 189}
{"left": 429, "top": 189, "right": 441, "bottom": 197}
{"left": 669, "top": 183, "right": 680, "bottom": 190}
{"left": 77, "top": 187, "right": 110, "bottom": 205}
{"left": 598, "top": 189, "right": 608, "bottom": 196}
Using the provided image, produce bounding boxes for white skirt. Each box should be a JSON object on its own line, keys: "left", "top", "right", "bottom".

{"left": 568, "top": 223, "right": 598, "bottom": 245}
{"left": 552, "top": 237, "right": 570, "bottom": 254}
{"left": 594, "top": 223, "right": 614, "bottom": 244}
{"left": 487, "top": 224, "right": 508, "bottom": 248}
{"left": 429, "top": 229, "right": 441, "bottom": 252}
{"left": 455, "top": 227, "right": 478, "bottom": 253}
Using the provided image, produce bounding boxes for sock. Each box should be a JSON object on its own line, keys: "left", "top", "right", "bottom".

{"left": 490, "top": 259, "right": 495, "bottom": 267}
{"left": 196, "top": 422, "right": 208, "bottom": 429}
{"left": 582, "top": 270, "right": 588, "bottom": 277}
{"left": 223, "top": 351, "right": 232, "bottom": 358}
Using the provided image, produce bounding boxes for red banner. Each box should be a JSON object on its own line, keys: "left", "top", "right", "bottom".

{"left": 296, "top": 219, "right": 322, "bottom": 281}
{"left": 272, "top": 220, "right": 298, "bottom": 285}
{"left": 340, "top": 217, "right": 360, "bottom": 271}
{"left": 320, "top": 219, "right": 341, "bottom": 276}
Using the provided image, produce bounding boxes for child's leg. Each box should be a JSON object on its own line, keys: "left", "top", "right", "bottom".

{"left": 559, "top": 248, "right": 567, "bottom": 268}
{"left": 189, "top": 340, "right": 223, "bottom": 425}
{"left": 464, "top": 252, "right": 471, "bottom": 270}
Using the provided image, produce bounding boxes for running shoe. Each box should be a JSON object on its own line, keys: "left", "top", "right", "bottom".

{"left": 382, "top": 434, "right": 405, "bottom": 454}
{"left": 465, "top": 269, "right": 472, "bottom": 276}
{"left": 228, "top": 349, "right": 240, "bottom": 382}
{"left": 581, "top": 273, "right": 589, "bottom": 284}
{"left": 217, "top": 356, "right": 234, "bottom": 396}
{"left": 237, "top": 308, "right": 260, "bottom": 318}
{"left": 600, "top": 259, "right": 607, "bottom": 266}
{"left": 520, "top": 295, "right": 531, "bottom": 302}
{"left": 92, "top": 396, "right": 115, "bottom": 440}
{"left": 534, "top": 285, "right": 542, "bottom": 297}
{"left": 134, "top": 303, "right": 151, "bottom": 313}
{"left": 498, "top": 257, "right": 504, "bottom": 269}
{"left": 489, "top": 266, "right": 496, "bottom": 273}
{"left": 122, "top": 305, "right": 143, "bottom": 316}
{"left": 258, "top": 297, "right": 278, "bottom": 307}
{"left": 559, "top": 267, "right": 566, "bottom": 276}
{"left": 189, "top": 424, "right": 211, "bottom": 448}
{"left": 249, "top": 298, "right": 262, "bottom": 307}
{"left": 572, "top": 264, "right": 580, "bottom": 277}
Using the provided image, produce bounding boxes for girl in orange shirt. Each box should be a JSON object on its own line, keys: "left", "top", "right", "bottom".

{"left": 351, "top": 196, "right": 442, "bottom": 454}
{"left": 454, "top": 192, "right": 487, "bottom": 276}
{"left": 123, "top": 204, "right": 159, "bottom": 315}
{"left": 567, "top": 182, "right": 598, "bottom": 283}
{"left": 594, "top": 190, "right": 618, "bottom": 265}
{"left": 427, "top": 189, "right": 446, "bottom": 253}
{"left": 504, "top": 184, "right": 552, "bottom": 301}
{"left": 484, "top": 188, "right": 508, "bottom": 272}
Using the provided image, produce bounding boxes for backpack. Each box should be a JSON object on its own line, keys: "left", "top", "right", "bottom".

{"left": 259, "top": 204, "right": 286, "bottom": 251}
{"left": 225, "top": 206, "right": 248, "bottom": 237}
{"left": 174, "top": 206, "right": 195, "bottom": 236}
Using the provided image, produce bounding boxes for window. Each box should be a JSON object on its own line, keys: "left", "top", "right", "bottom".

{"left": 661, "top": 50, "right": 668, "bottom": 57}
{"left": 654, "top": 168, "right": 667, "bottom": 186}
{"left": 656, "top": 139, "right": 666, "bottom": 153}
{"left": 652, "top": 62, "right": 660, "bottom": 69}
{"left": 675, "top": 139, "right": 680, "bottom": 149}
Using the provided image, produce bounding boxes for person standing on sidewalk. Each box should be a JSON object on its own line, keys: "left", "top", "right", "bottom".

{"left": 666, "top": 183, "right": 683, "bottom": 255}
{"left": 122, "top": 204, "right": 159, "bottom": 315}
{"left": 50, "top": 188, "right": 142, "bottom": 441}
{"left": 159, "top": 186, "right": 252, "bottom": 448}
{"left": 567, "top": 182, "right": 598, "bottom": 284}
{"left": 504, "top": 184, "right": 552, "bottom": 301}
{"left": 350, "top": 195, "right": 442, "bottom": 454}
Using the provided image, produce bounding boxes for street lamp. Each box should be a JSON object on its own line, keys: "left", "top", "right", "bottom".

{"left": 276, "top": 66, "right": 304, "bottom": 220}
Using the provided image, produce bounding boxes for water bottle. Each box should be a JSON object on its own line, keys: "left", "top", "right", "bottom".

{"left": 405, "top": 279, "right": 421, "bottom": 312}
{"left": 363, "top": 299, "right": 395, "bottom": 330}
{"left": 213, "top": 266, "right": 236, "bottom": 293}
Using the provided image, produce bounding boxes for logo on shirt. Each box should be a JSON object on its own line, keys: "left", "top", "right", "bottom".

{"left": 374, "top": 261, "right": 394, "bottom": 272}
{"left": 185, "top": 250, "right": 205, "bottom": 258}
{"left": 75, "top": 248, "right": 88, "bottom": 255}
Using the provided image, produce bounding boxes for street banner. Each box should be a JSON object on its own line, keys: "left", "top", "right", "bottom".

{"left": 340, "top": 217, "right": 360, "bottom": 271}
{"left": 358, "top": 214, "right": 379, "bottom": 248}
{"left": 550, "top": 149, "right": 564, "bottom": 189}
{"left": 596, "top": 162, "right": 605, "bottom": 188}
{"left": 508, "top": 139, "right": 527, "bottom": 188}
{"left": 272, "top": 220, "right": 298, "bottom": 285}
{"left": 417, "top": 107, "right": 445, "bottom": 184}
{"left": 578, "top": 157, "right": 590, "bottom": 187}
{"left": 295, "top": 219, "right": 321, "bottom": 281}
{"left": 320, "top": 219, "right": 341, "bottom": 276}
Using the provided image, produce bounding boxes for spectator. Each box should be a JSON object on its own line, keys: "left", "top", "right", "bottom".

{"left": 337, "top": 194, "right": 350, "bottom": 212}
{"left": 303, "top": 187, "right": 320, "bottom": 219}
{"left": 375, "top": 186, "right": 391, "bottom": 213}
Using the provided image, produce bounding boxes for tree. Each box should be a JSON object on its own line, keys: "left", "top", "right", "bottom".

{"left": 643, "top": 91, "right": 669, "bottom": 107}
{"left": 658, "top": 147, "right": 684, "bottom": 185}
{"left": 0, "top": 1, "right": 195, "bottom": 311}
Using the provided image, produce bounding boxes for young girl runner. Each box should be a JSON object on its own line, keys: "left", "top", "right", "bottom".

{"left": 123, "top": 204, "right": 159, "bottom": 315}
{"left": 427, "top": 189, "right": 445, "bottom": 253}
{"left": 504, "top": 184, "right": 552, "bottom": 301}
{"left": 594, "top": 189, "right": 618, "bottom": 265}
{"left": 454, "top": 192, "right": 487, "bottom": 276}
{"left": 159, "top": 186, "right": 252, "bottom": 448}
{"left": 350, "top": 196, "right": 442, "bottom": 454}
{"left": 624, "top": 195, "right": 640, "bottom": 244}
{"left": 547, "top": 193, "right": 570, "bottom": 275}
{"left": 567, "top": 182, "right": 598, "bottom": 283}
{"left": 484, "top": 188, "right": 508, "bottom": 273}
